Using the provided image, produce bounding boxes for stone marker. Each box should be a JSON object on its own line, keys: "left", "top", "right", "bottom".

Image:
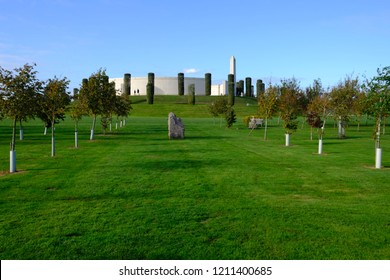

{"left": 168, "top": 112, "right": 185, "bottom": 139}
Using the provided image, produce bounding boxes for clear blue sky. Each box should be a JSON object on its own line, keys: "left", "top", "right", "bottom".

{"left": 1, "top": 0, "right": 389, "bottom": 90}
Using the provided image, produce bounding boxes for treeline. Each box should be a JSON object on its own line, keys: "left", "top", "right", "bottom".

{"left": 255, "top": 66, "right": 390, "bottom": 168}
{"left": 0, "top": 65, "right": 131, "bottom": 173}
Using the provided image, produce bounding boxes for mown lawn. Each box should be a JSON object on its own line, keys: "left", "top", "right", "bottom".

{"left": 0, "top": 97, "right": 389, "bottom": 259}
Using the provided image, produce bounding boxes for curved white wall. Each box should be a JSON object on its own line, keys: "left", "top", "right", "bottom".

{"left": 110, "top": 76, "right": 210, "bottom": 96}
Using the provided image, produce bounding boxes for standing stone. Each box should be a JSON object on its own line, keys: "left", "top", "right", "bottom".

{"left": 168, "top": 112, "right": 185, "bottom": 139}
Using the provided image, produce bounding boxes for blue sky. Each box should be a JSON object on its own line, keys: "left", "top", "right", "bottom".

{"left": 1, "top": 0, "right": 389, "bottom": 90}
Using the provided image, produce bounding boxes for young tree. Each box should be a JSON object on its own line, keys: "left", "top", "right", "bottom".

{"left": 100, "top": 76, "right": 117, "bottom": 134}
{"left": 352, "top": 91, "right": 369, "bottom": 131}
{"left": 68, "top": 94, "right": 87, "bottom": 148}
{"left": 40, "top": 77, "right": 71, "bottom": 156}
{"left": 305, "top": 78, "right": 325, "bottom": 103}
{"left": 79, "top": 69, "right": 113, "bottom": 140}
{"left": 209, "top": 97, "right": 228, "bottom": 127}
{"left": 307, "top": 94, "right": 332, "bottom": 154}
{"left": 330, "top": 76, "right": 360, "bottom": 139}
{"left": 208, "top": 97, "right": 235, "bottom": 128}
{"left": 258, "top": 83, "right": 278, "bottom": 140}
{"left": 365, "top": 66, "right": 390, "bottom": 169}
{"left": 225, "top": 107, "right": 236, "bottom": 128}
{"left": 279, "top": 78, "right": 301, "bottom": 146}
{"left": 0, "top": 64, "right": 42, "bottom": 172}
{"left": 114, "top": 94, "right": 132, "bottom": 128}
{"left": 188, "top": 84, "right": 195, "bottom": 105}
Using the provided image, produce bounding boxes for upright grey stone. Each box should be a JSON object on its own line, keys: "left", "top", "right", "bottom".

{"left": 168, "top": 112, "right": 185, "bottom": 139}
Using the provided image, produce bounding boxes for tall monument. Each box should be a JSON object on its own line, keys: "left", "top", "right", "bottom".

{"left": 230, "top": 56, "right": 236, "bottom": 96}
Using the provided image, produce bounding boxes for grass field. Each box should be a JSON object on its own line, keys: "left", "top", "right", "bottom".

{"left": 0, "top": 96, "right": 389, "bottom": 259}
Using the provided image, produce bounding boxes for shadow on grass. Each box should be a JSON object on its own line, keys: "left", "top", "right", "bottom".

{"left": 134, "top": 158, "right": 225, "bottom": 171}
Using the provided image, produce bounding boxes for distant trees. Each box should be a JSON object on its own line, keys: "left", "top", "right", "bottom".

{"left": 114, "top": 94, "right": 132, "bottom": 126}
{"left": 0, "top": 63, "right": 42, "bottom": 172}
{"left": 365, "top": 66, "right": 390, "bottom": 168}
{"left": 305, "top": 78, "right": 325, "bottom": 103}
{"left": 330, "top": 76, "right": 360, "bottom": 139}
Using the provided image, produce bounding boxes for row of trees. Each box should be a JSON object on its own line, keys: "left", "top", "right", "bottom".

{"left": 0, "top": 65, "right": 132, "bottom": 173}
{"left": 257, "top": 66, "right": 390, "bottom": 168}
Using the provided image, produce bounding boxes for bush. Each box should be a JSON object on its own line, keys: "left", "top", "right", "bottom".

{"left": 188, "top": 84, "right": 195, "bottom": 105}
{"left": 225, "top": 107, "right": 236, "bottom": 128}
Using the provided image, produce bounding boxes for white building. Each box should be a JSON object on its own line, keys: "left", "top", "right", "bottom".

{"left": 110, "top": 76, "right": 227, "bottom": 96}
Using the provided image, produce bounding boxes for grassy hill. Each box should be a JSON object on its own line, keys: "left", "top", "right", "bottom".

{"left": 129, "top": 95, "right": 259, "bottom": 118}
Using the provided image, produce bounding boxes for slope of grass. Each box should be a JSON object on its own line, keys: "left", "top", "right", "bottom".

{"left": 129, "top": 95, "right": 259, "bottom": 118}
{"left": 0, "top": 101, "right": 389, "bottom": 260}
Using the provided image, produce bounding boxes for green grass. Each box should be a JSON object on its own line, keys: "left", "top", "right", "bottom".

{"left": 1, "top": 96, "right": 390, "bottom": 259}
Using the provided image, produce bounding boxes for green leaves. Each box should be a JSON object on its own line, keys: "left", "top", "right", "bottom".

{"left": 208, "top": 97, "right": 236, "bottom": 127}
{"left": 0, "top": 63, "right": 42, "bottom": 122}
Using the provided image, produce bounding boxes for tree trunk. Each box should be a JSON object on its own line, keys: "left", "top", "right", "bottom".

{"left": 357, "top": 115, "right": 361, "bottom": 131}
{"left": 90, "top": 114, "right": 96, "bottom": 140}
{"left": 264, "top": 117, "right": 268, "bottom": 141}
{"left": 19, "top": 120, "right": 24, "bottom": 140}
{"left": 10, "top": 118, "right": 17, "bottom": 173}
{"left": 338, "top": 118, "right": 346, "bottom": 139}
{"left": 383, "top": 117, "right": 387, "bottom": 135}
{"left": 51, "top": 120, "right": 55, "bottom": 157}
{"left": 375, "top": 117, "right": 381, "bottom": 149}
{"left": 44, "top": 127, "right": 47, "bottom": 135}
{"left": 11, "top": 118, "right": 17, "bottom": 151}
{"left": 310, "top": 127, "right": 313, "bottom": 141}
